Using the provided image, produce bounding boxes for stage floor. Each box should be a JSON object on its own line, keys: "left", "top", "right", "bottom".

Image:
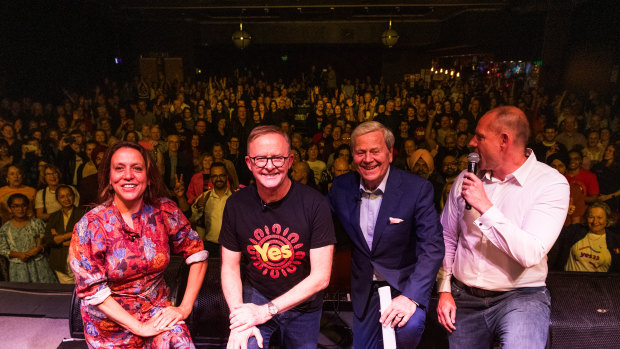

{"left": 0, "top": 312, "right": 353, "bottom": 349}
{"left": 0, "top": 316, "right": 70, "bottom": 349}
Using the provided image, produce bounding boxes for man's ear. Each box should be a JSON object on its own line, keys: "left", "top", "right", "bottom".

{"left": 500, "top": 133, "right": 509, "bottom": 147}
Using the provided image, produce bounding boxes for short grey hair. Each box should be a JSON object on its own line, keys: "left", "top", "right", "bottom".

{"left": 350, "top": 121, "right": 395, "bottom": 151}
{"left": 246, "top": 125, "right": 291, "bottom": 154}
{"left": 587, "top": 201, "right": 614, "bottom": 227}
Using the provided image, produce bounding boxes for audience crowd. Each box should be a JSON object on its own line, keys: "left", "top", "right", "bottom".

{"left": 0, "top": 65, "right": 619, "bottom": 282}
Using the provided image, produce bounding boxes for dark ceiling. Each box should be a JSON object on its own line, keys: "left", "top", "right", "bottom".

{"left": 92, "top": 0, "right": 569, "bottom": 50}
{"left": 101, "top": 0, "right": 539, "bottom": 24}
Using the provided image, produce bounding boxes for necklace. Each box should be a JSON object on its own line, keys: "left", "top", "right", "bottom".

{"left": 587, "top": 232, "right": 605, "bottom": 254}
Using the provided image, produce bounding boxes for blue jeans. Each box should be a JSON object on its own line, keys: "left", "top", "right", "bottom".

{"left": 353, "top": 283, "right": 426, "bottom": 349}
{"left": 449, "top": 280, "right": 551, "bottom": 349}
{"left": 243, "top": 286, "right": 322, "bottom": 349}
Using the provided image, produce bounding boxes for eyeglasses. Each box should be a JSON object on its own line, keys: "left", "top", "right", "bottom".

{"left": 249, "top": 156, "right": 289, "bottom": 168}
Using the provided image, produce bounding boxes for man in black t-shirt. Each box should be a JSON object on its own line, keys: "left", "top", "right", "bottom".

{"left": 220, "top": 125, "right": 336, "bottom": 349}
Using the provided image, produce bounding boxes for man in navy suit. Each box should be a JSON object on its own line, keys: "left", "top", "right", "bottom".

{"left": 328, "top": 121, "right": 444, "bottom": 348}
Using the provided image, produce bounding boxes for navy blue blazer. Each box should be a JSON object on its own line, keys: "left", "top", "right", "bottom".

{"left": 328, "top": 166, "right": 444, "bottom": 318}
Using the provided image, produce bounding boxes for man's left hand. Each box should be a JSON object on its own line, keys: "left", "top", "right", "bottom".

{"left": 379, "top": 295, "right": 417, "bottom": 328}
{"left": 229, "top": 303, "right": 271, "bottom": 332}
{"left": 461, "top": 172, "right": 493, "bottom": 214}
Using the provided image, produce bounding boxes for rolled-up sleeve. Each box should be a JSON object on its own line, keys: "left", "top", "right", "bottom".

{"left": 69, "top": 215, "right": 111, "bottom": 305}
{"left": 161, "top": 198, "right": 206, "bottom": 264}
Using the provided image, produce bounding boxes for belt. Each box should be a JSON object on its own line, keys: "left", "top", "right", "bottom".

{"left": 372, "top": 281, "right": 391, "bottom": 289}
{"left": 453, "top": 278, "right": 507, "bottom": 298}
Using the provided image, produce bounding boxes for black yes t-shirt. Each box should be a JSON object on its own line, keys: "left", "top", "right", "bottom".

{"left": 219, "top": 182, "right": 336, "bottom": 312}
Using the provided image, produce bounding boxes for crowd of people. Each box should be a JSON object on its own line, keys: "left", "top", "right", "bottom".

{"left": 0, "top": 65, "right": 618, "bottom": 276}
{"left": 0, "top": 63, "right": 618, "bottom": 346}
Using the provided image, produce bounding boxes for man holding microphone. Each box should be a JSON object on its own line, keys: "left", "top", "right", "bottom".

{"left": 437, "top": 106, "right": 569, "bottom": 348}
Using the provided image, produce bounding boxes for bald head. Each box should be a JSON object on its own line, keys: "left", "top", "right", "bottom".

{"left": 482, "top": 106, "right": 530, "bottom": 147}
{"left": 291, "top": 161, "right": 310, "bottom": 184}
{"left": 332, "top": 157, "right": 351, "bottom": 177}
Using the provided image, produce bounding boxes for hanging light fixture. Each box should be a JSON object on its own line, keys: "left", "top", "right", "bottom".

{"left": 232, "top": 22, "right": 252, "bottom": 50}
{"left": 381, "top": 20, "right": 399, "bottom": 48}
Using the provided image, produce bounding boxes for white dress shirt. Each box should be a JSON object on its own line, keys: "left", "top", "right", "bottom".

{"left": 438, "top": 150, "right": 569, "bottom": 292}
{"left": 360, "top": 166, "right": 390, "bottom": 281}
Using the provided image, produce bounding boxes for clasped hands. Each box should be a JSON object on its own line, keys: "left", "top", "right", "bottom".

{"left": 134, "top": 306, "right": 189, "bottom": 338}
{"left": 13, "top": 246, "right": 43, "bottom": 262}
{"left": 227, "top": 303, "right": 270, "bottom": 349}
{"left": 380, "top": 295, "right": 417, "bottom": 328}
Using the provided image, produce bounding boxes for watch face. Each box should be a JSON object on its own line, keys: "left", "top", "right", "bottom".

{"left": 268, "top": 302, "right": 278, "bottom": 315}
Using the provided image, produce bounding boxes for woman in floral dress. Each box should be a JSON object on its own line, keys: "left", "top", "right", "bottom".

{"left": 0, "top": 193, "right": 57, "bottom": 282}
{"left": 69, "top": 141, "right": 208, "bottom": 348}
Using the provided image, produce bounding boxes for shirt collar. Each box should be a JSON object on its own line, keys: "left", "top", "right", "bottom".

{"left": 211, "top": 187, "right": 232, "bottom": 198}
{"left": 483, "top": 148, "right": 535, "bottom": 186}
{"left": 62, "top": 207, "right": 74, "bottom": 218}
{"left": 359, "top": 166, "right": 390, "bottom": 195}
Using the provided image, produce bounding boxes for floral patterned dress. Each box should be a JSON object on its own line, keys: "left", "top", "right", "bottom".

{"left": 0, "top": 218, "right": 57, "bottom": 283}
{"left": 69, "top": 198, "right": 207, "bottom": 349}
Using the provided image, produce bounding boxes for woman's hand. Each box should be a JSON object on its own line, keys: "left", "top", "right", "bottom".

{"left": 24, "top": 246, "right": 42, "bottom": 258}
{"left": 134, "top": 317, "right": 166, "bottom": 337}
{"left": 11, "top": 251, "right": 30, "bottom": 262}
{"left": 152, "top": 306, "right": 189, "bottom": 331}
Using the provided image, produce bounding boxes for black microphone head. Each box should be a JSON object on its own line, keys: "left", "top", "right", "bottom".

{"left": 467, "top": 152, "right": 480, "bottom": 164}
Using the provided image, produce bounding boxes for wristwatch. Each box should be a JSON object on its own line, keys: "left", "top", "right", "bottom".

{"left": 267, "top": 301, "right": 278, "bottom": 316}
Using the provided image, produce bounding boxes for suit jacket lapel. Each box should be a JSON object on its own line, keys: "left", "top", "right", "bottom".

{"left": 371, "top": 167, "right": 403, "bottom": 251}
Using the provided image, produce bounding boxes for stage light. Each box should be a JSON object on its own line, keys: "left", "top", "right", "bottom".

{"left": 232, "top": 23, "right": 252, "bottom": 50}
{"left": 381, "top": 20, "right": 399, "bottom": 48}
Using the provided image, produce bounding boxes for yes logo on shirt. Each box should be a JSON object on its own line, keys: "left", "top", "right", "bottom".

{"left": 247, "top": 223, "right": 305, "bottom": 279}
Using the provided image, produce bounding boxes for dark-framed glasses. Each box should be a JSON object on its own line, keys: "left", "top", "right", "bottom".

{"left": 249, "top": 155, "right": 289, "bottom": 168}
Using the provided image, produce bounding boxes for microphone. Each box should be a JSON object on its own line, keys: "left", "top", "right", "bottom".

{"left": 465, "top": 152, "right": 480, "bottom": 210}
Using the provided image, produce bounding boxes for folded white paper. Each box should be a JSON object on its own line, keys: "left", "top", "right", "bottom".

{"left": 378, "top": 286, "right": 397, "bottom": 349}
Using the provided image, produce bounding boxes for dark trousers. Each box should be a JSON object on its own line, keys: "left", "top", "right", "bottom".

{"left": 353, "top": 283, "right": 426, "bottom": 349}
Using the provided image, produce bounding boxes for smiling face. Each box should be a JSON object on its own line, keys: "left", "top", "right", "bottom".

{"left": 587, "top": 207, "right": 608, "bottom": 235}
{"left": 210, "top": 165, "right": 228, "bottom": 190}
{"left": 56, "top": 187, "right": 75, "bottom": 209}
{"left": 245, "top": 133, "right": 292, "bottom": 192}
{"left": 109, "top": 147, "right": 148, "bottom": 209}
{"left": 213, "top": 145, "right": 224, "bottom": 161}
{"left": 44, "top": 167, "right": 60, "bottom": 186}
{"left": 353, "top": 130, "right": 393, "bottom": 190}
{"left": 9, "top": 197, "right": 28, "bottom": 220}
